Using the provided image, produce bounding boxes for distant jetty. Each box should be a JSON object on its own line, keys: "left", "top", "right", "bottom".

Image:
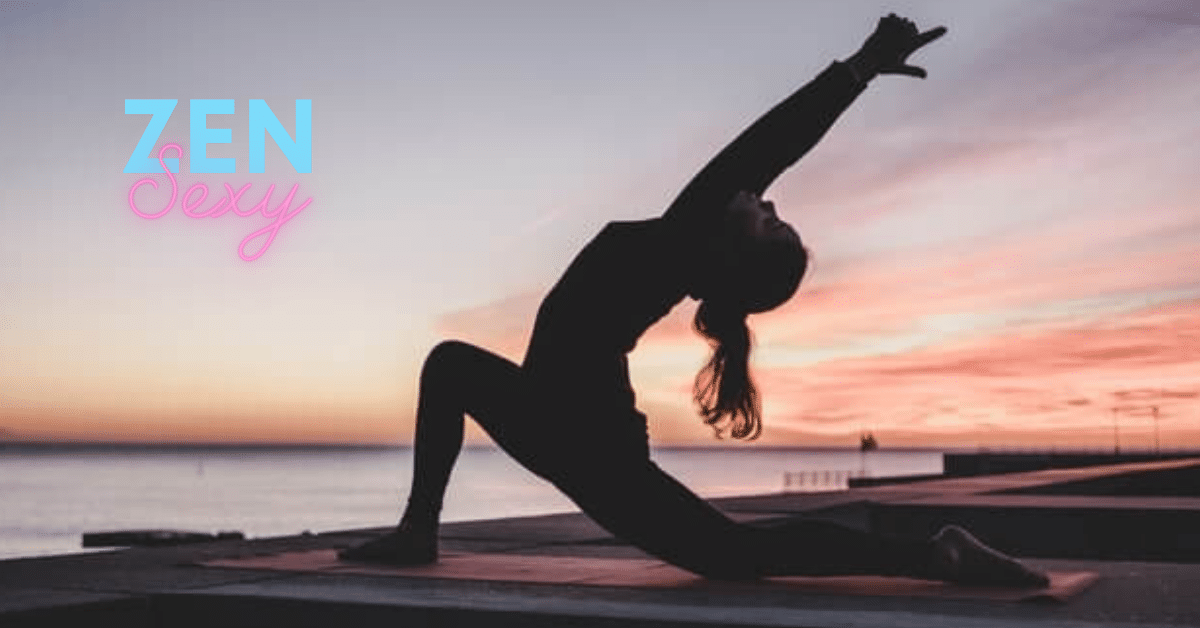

{"left": 82, "top": 529, "right": 244, "bottom": 548}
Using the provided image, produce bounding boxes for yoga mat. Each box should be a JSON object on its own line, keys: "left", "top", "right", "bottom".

{"left": 200, "top": 549, "right": 1098, "bottom": 603}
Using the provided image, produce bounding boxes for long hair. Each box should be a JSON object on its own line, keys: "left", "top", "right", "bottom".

{"left": 691, "top": 232, "right": 810, "bottom": 440}
{"left": 693, "top": 300, "right": 761, "bottom": 440}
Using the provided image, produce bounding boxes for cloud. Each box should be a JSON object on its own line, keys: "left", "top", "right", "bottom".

{"left": 771, "top": 0, "right": 1200, "bottom": 237}
{"left": 913, "top": 0, "right": 1200, "bottom": 126}
{"left": 434, "top": 290, "right": 544, "bottom": 360}
{"left": 750, "top": 297, "right": 1200, "bottom": 440}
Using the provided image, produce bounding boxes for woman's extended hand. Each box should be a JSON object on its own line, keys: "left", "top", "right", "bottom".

{"left": 846, "top": 14, "right": 947, "bottom": 81}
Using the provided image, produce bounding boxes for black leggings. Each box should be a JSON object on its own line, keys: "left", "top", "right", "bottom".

{"left": 404, "top": 340, "right": 934, "bottom": 580}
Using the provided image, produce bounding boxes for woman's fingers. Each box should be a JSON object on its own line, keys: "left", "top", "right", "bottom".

{"left": 890, "top": 25, "right": 946, "bottom": 78}
{"left": 860, "top": 15, "right": 946, "bottom": 78}
{"left": 891, "top": 64, "right": 928, "bottom": 79}
{"left": 918, "top": 26, "right": 948, "bottom": 48}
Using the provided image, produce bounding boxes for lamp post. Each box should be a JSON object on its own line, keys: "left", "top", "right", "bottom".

{"left": 1111, "top": 406, "right": 1120, "bottom": 455}
{"left": 1153, "top": 405, "right": 1160, "bottom": 454}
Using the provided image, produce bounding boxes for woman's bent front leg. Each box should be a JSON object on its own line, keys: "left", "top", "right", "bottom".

{"left": 340, "top": 340, "right": 538, "bottom": 564}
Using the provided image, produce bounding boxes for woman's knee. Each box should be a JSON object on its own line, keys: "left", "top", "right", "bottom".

{"left": 422, "top": 340, "right": 478, "bottom": 381}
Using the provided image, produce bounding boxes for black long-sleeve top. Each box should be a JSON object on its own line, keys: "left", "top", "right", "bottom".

{"left": 521, "top": 62, "right": 866, "bottom": 427}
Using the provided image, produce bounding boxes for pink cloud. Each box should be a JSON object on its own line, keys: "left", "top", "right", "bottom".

{"left": 434, "top": 290, "right": 543, "bottom": 361}
{"left": 750, "top": 297, "right": 1200, "bottom": 443}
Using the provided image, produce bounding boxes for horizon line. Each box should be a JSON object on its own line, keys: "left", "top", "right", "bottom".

{"left": 4, "top": 440, "right": 1199, "bottom": 456}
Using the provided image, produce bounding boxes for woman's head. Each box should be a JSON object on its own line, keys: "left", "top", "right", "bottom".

{"left": 691, "top": 191, "right": 808, "bottom": 314}
{"left": 690, "top": 191, "right": 810, "bottom": 440}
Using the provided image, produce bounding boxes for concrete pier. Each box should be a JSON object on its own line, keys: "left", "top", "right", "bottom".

{"left": 3, "top": 456, "right": 1199, "bottom": 627}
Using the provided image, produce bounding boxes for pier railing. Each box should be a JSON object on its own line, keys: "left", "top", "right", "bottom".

{"left": 781, "top": 469, "right": 867, "bottom": 492}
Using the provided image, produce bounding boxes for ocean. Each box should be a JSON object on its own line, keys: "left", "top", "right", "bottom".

{"left": 0, "top": 446, "right": 943, "bottom": 561}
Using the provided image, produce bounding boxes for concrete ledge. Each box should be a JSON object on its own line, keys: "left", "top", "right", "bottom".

{"left": 871, "top": 500, "right": 1200, "bottom": 561}
{"left": 944, "top": 452, "right": 1200, "bottom": 478}
{"left": 866, "top": 458, "right": 1200, "bottom": 561}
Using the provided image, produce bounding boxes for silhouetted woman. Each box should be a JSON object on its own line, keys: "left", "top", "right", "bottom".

{"left": 343, "top": 15, "right": 1049, "bottom": 586}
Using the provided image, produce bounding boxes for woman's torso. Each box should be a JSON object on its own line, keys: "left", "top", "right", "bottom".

{"left": 522, "top": 218, "right": 691, "bottom": 418}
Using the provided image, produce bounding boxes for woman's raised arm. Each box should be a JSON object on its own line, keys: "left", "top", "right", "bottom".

{"left": 661, "top": 15, "right": 947, "bottom": 232}
{"left": 660, "top": 61, "right": 867, "bottom": 231}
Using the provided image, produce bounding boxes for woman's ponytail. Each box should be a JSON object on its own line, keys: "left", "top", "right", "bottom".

{"left": 693, "top": 300, "right": 761, "bottom": 440}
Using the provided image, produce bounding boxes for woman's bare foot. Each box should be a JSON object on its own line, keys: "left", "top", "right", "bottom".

{"left": 930, "top": 525, "right": 1050, "bottom": 587}
{"left": 338, "top": 523, "right": 437, "bottom": 565}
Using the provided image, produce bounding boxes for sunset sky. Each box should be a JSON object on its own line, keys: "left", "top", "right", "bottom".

{"left": 2, "top": 0, "right": 1199, "bottom": 448}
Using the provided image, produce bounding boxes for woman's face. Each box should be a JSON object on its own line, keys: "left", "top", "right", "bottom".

{"left": 689, "top": 191, "right": 802, "bottom": 306}
{"left": 723, "top": 191, "right": 790, "bottom": 242}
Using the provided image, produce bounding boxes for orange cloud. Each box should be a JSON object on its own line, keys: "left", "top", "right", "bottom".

{"left": 749, "top": 297, "right": 1200, "bottom": 447}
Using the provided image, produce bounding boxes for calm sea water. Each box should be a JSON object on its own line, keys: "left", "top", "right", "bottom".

{"left": 0, "top": 447, "right": 942, "bottom": 561}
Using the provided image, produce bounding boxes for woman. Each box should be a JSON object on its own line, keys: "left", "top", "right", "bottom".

{"left": 343, "top": 14, "right": 1049, "bottom": 587}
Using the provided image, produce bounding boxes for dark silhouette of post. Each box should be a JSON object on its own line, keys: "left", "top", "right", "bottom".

{"left": 1153, "top": 405, "right": 1160, "bottom": 454}
{"left": 1112, "top": 407, "right": 1121, "bottom": 455}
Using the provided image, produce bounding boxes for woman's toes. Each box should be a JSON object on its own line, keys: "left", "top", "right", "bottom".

{"left": 932, "top": 525, "right": 1049, "bottom": 587}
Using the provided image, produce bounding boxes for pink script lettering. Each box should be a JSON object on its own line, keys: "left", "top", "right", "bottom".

{"left": 128, "top": 144, "right": 313, "bottom": 261}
